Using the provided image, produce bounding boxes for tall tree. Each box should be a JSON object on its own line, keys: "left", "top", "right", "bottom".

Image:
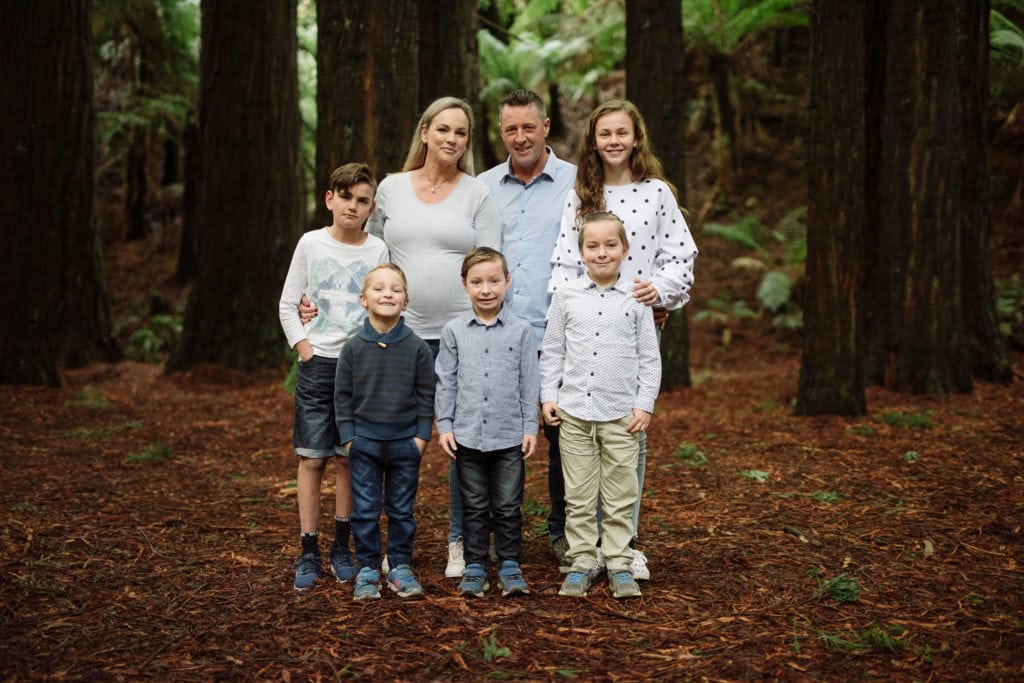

{"left": 418, "top": 0, "right": 483, "bottom": 172}
{"left": 170, "top": 1, "right": 305, "bottom": 371}
{"left": 796, "top": 1, "right": 866, "bottom": 415}
{"left": 866, "top": 0, "right": 973, "bottom": 394}
{"left": 626, "top": 0, "right": 692, "bottom": 389}
{"left": 958, "top": 0, "right": 1011, "bottom": 382}
{"left": 0, "top": 0, "right": 117, "bottom": 386}
{"left": 312, "top": 0, "right": 419, "bottom": 228}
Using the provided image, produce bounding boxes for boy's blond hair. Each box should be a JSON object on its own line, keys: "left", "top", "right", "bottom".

{"left": 578, "top": 211, "right": 630, "bottom": 251}
{"left": 360, "top": 263, "right": 408, "bottom": 296}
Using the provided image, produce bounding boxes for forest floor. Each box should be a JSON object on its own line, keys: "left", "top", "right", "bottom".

{"left": 3, "top": 91, "right": 1024, "bottom": 680}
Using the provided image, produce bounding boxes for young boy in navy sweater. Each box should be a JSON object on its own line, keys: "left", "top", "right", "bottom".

{"left": 335, "top": 264, "right": 435, "bottom": 600}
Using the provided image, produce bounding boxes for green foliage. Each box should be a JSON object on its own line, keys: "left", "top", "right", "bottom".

{"left": 739, "top": 469, "right": 769, "bottom": 482}
{"left": 126, "top": 441, "right": 171, "bottom": 464}
{"left": 673, "top": 442, "right": 708, "bottom": 467}
{"left": 878, "top": 411, "right": 935, "bottom": 430}
{"left": 297, "top": 0, "right": 317, "bottom": 195}
{"left": 125, "top": 313, "right": 183, "bottom": 363}
{"left": 904, "top": 451, "right": 921, "bottom": 463}
{"left": 815, "top": 573, "right": 861, "bottom": 603}
{"left": 66, "top": 421, "right": 143, "bottom": 439}
{"left": 65, "top": 387, "right": 110, "bottom": 408}
{"left": 995, "top": 274, "right": 1024, "bottom": 350}
{"left": 477, "top": 0, "right": 624, "bottom": 151}
{"left": 819, "top": 623, "right": 906, "bottom": 653}
{"left": 482, "top": 628, "right": 511, "bottom": 662}
{"left": 683, "top": 0, "right": 809, "bottom": 57}
{"left": 283, "top": 354, "right": 299, "bottom": 395}
{"left": 811, "top": 490, "right": 843, "bottom": 504}
{"left": 92, "top": 0, "right": 200, "bottom": 154}
{"left": 992, "top": 3, "right": 1024, "bottom": 65}
{"left": 704, "top": 215, "right": 770, "bottom": 254}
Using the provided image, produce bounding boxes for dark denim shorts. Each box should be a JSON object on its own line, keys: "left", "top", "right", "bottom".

{"left": 293, "top": 354, "right": 343, "bottom": 458}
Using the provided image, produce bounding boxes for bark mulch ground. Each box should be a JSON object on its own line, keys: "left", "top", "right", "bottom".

{"left": 2, "top": 332, "right": 1022, "bottom": 681}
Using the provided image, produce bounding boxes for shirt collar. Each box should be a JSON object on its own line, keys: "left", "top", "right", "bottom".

{"left": 579, "top": 273, "right": 631, "bottom": 296}
{"left": 498, "top": 146, "right": 558, "bottom": 185}
{"left": 468, "top": 303, "right": 508, "bottom": 328}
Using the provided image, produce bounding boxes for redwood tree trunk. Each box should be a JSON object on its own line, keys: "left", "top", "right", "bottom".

{"left": 171, "top": 0, "right": 305, "bottom": 371}
{"left": 0, "top": 0, "right": 117, "bottom": 385}
{"left": 626, "top": 0, "right": 692, "bottom": 390}
{"left": 958, "top": 0, "right": 1011, "bottom": 382}
{"left": 312, "top": 0, "right": 419, "bottom": 228}
{"left": 796, "top": 0, "right": 866, "bottom": 415}
{"left": 871, "top": 0, "right": 972, "bottom": 394}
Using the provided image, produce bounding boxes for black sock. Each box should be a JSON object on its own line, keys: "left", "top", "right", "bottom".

{"left": 334, "top": 517, "right": 351, "bottom": 547}
{"left": 301, "top": 531, "right": 319, "bottom": 556}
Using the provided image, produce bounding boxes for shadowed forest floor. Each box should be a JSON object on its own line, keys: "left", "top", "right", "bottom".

{"left": 2, "top": 326, "right": 1022, "bottom": 679}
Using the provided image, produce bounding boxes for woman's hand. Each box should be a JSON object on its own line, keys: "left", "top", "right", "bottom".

{"left": 299, "top": 294, "right": 317, "bottom": 324}
{"left": 631, "top": 278, "right": 662, "bottom": 306}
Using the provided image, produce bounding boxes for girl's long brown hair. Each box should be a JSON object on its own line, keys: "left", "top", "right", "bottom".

{"left": 573, "top": 99, "right": 679, "bottom": 223}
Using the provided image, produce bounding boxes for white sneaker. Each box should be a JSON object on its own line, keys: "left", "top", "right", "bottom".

{"left": 630, "top": 548, "right": 650, "bottom": 581}
{"left": 381, "top": 554, "right": 389, "bottom": 574}
{"left": 445, "top": 538, "right": 466, "bottom": 578}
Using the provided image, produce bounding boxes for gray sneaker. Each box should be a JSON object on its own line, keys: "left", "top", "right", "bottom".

{"left": 497, "top": 560, "right": 530, "bottom": 597}
{"left": 387, "top": 564, "right": 425, "bottom": 599}
{"left": 459, "top": 563, "right": 489, "bottom": 598}
{"left": 558, "top": 570, "right": 591, "bottom": 597}
{"left": 352, "top": 567, "right": 381, "bottom": 601}
{"left": 608, "top": 570, "right": 642, "bottom": 599}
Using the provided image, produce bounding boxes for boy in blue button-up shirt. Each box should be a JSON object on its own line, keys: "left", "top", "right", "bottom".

{"left": 435, "top": 247, "right": 540, "bottom": 598}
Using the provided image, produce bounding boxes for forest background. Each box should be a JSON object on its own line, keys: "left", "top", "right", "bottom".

{"left": 1, "top": 0, "right": 1023, "bottom": 680}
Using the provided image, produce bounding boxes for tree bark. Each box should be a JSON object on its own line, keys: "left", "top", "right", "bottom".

{"left": 312, "top": 0, "right": 419, "bottom": 229}
{"left": 870, "top": 0, "right": 972, "bottom": 394}
{"left": 626, "top": 0, "right": 692, "bottom": 390}
{"left": 170, "top": 0, "right": 305, "bottom": 371}
{"left": 0, "top": 0, "right": 117, "bottom": 386}
{"left": 796, "top": 0, "right": 866, "bottom": 415}
{"left": 958, "top": 0, "right": 1011, "bottom": 382}
{"left": 418, "top": 0, "right": 483, "bottom": 173}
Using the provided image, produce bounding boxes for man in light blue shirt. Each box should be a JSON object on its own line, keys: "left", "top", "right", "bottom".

{"left": 478, "top": 90, "right": 576, "bottom": 566}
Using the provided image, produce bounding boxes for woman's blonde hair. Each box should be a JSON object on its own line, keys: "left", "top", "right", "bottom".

{"left": 402, "top": 97, "right": 476, "bottom": 175}
{"left": 573, "top": 99, "right": 678, "bottom": 221}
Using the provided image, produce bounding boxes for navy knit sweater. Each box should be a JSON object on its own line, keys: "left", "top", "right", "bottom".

{"left": 334, "top": 316, "right": 435, "bottom": 444}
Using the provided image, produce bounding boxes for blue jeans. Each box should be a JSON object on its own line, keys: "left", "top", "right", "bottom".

{"left": 348, "top": 436, "right": 422, "bottom": 570}
{"left": 455, "top": 444, "right": 524, "bottom": 565}
{"left": 544, "top": 423, "right": 566, "bottom": 540}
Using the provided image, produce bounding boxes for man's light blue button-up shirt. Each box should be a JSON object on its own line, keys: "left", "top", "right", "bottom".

{"left": 478, "top": 148, "right": 576, "bottom": 350}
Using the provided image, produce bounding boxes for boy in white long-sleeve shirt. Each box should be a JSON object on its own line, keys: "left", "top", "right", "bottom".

{"left": 279, "top": 163, "right": 389, "bottom": 590}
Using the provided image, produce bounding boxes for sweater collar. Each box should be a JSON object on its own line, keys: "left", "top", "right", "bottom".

{"left": 358, "top": 316, "right": 413, "bottom": 344}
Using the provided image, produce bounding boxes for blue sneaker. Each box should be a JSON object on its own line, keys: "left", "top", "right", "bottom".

{"left": 387, "top": 564, "right": 425, "bottom": 599}
{"left": 497, "top": 560, "right": 530, "bottom": 597}
{"left": 558, "top": 570, "right": 591, "bottom": 597}
{"left": 459, "top": 563, "right": 489, "bottom": 598}
{"left": 293, "top": 553, "right": 322, "bottom": 591}
{"left": 353, "top": 567, "right": 381, "bottom": 601}
{"left": 329, "top": 540, "right": 359, "bottom": 583}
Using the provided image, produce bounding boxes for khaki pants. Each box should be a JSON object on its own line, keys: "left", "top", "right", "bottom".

{"left": 558, "top": 410, "right": 639, "bottom": 574}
